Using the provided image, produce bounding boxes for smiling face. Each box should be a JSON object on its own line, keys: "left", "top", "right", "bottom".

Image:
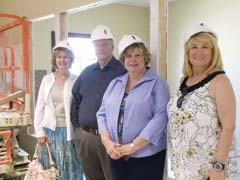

{"left": 188, "top": 39, "right": 213, "bottom": 71}
{"left": 124, "top": 47, "right": 146, "bottom": 74}
{"left": 55, "top": 51, "right": 72, "bottom": 71}
{"left": 182, "top": 32, "right": 223, "bottom": 77}
{"left": 52, "top": 49, "right": 73, "bottom": 72}
{"left": 119, "top": 43, "right": 151, "bottom": 74}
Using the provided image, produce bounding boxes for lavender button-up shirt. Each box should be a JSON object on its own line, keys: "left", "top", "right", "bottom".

{"left": 97, "top": 69, "right": 170, "bottom": 158}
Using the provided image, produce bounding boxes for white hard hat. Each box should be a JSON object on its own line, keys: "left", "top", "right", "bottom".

{"left": 118, "top": 34, "right": 143, "bottom": 55}
{"left": 91, "top": 25, "right": 114, "bottom": 42}
{"left": 53, "top": 40, "right": 73, "bottom": 53}
{"left": 184, "top": 22, "right": 217, "bottom": 44}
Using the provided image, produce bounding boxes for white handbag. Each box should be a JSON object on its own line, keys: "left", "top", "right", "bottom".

{"left": 24, "top": 142, "right": 58, "bottom": 180}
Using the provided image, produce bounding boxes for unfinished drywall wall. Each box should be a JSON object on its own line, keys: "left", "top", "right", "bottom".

{"left": 168, "top": 0, "right": 240, "bottom": 177}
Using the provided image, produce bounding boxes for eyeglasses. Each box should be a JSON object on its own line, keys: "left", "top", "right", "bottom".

{"left": 94, "top": 42, "right": 111, "bottom": 49}
{"left": 177, "top": 87, "right": 188, "bottom": 108}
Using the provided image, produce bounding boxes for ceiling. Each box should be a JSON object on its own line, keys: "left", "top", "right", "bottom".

{"left": 118, "top": 0, "right": 180, "bottom": 7}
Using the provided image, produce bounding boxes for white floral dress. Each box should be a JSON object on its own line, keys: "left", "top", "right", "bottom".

{"left": 167, "top": 81, "right": 237, "bottom": 180}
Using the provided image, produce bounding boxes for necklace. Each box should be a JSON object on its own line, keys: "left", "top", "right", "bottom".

{"left": 177, "top": 71, "right": 225, "bottom": 108}
{"left": 55, "top": 72, "right": 69, "bottom": 80}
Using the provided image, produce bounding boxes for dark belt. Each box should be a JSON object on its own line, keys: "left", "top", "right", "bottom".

{"left": 82, "top": 127, "right": 99, "bottom": 135}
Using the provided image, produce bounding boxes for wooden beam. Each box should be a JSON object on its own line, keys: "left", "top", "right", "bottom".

{"left": 54, "top": 12, "right": 68, "bottom": 43}
{"left": 0, "top": 91, "right": 24, "bottom": 106}
{"left": 150, "top": 0, "right": 168, "bottom": 79}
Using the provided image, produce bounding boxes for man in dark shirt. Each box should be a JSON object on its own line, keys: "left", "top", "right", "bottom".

{"left": 71, "top": 25, "right": 126, "bottom": 180}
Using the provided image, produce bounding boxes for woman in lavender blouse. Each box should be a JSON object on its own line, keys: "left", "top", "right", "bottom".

{"left": 97, "top": 34, "right": 170, "bottom": 180}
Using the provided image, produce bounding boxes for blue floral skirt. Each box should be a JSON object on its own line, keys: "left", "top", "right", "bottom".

{"left": 38, "top": 127, "right": 84, "bottom": 180}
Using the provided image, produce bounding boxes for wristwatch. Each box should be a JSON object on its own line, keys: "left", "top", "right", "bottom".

{"left": 213, "top": 161, "right": 225, "bottom": 171}
{"left": 129, "top": 142, "right": 136, "bottom": 152}
{"left": 129, "top": 143, "right": 135, "bottom": 148}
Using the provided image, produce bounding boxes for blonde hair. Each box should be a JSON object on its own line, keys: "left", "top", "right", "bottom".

{"left": 119, "top": 43, "right": 151, "bottom": 67}
{"left": 183, "top": 32, "right": 223, "bottom": 77}
{"left": 51, "top": 48, "right": 74, "bottom": 71}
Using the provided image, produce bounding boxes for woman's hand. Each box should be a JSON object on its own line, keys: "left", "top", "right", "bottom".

{"left": 204, "top": 168, "right": 225, "bottom": 180}
{"left": 118, "top": 137, "right": 149, "bottom": 156}
{"left": 37, "top": 136, "right": 48, "bottom": 144}
{"left": 117, "top": 143, "right": 136, "bottom": 156}
{"left": 103, "top": 139, "right": 122, "bottom": 160}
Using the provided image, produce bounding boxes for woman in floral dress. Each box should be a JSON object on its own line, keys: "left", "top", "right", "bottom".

{"left": 167, "top": 23, "right": 237, "bottom": 180}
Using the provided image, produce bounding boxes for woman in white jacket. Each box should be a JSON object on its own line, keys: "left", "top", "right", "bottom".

{"left": 34, "top": 40, "right": 83, "bottom": 180}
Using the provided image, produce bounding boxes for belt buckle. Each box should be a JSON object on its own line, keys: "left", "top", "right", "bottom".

{"left": 93, "top": 128, "right": 98, "bottom": 135}
{"left": 84, "top": 127, "right": 98, "bottom": 135}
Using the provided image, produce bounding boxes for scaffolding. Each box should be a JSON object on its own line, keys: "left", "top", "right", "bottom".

{"left": 0, "top": 13, "right": 31, "bottom": 179}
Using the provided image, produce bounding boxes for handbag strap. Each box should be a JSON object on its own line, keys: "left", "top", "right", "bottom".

{"left": 33, "top": 142, "right": 55, "bottom": 167}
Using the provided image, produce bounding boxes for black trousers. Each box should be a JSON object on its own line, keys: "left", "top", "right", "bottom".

{"left": 109, "top": 149, "right": 166, "bottom": 180}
